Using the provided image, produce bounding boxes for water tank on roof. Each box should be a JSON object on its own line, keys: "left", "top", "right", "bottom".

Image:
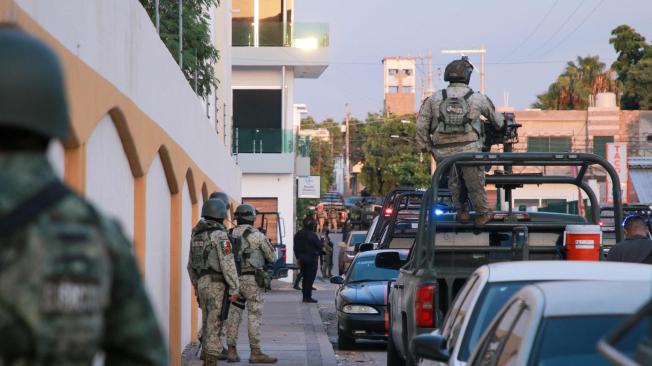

{"left": 595, "top": 92, "right": 617, "bottom": 108}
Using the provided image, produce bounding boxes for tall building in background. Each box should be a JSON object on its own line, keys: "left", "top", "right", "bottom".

{"left": 383, "top": 56, "right": 416, "bottom": 117}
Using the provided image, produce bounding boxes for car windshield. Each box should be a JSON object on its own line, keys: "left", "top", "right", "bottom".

{"left": 348, "top": 256, "right": 400, "bottom": 283}
{"left": 531, "top": 315, "right": 650, "bottom": 366}
{"left": 348, "top": 233, "right": 366, "bottom": 248}
{"left": 345, "top": 197, "right": 363, "bottom": 206}
{"left": 459, "top": 282, "right": 527, "bottom": 360}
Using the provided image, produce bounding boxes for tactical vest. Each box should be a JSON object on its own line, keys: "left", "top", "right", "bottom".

{"left": 190, "top": 228, "right": 222, "bottom": 274}
{"left": 0, "top": 182, "right": 111, "bottom": 364}
{"left": 232, "top": 225, "right": 266, "bottom": 270}
{"left": 437, "top": 89, "right": 475, "bottom": 134}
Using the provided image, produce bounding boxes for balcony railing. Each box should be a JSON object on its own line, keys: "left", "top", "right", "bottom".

{"left": 232, "top": 22, "right": 329, "bottom": 48}
{"left": 233, "top": 128, "right": 294, "bottom": 154}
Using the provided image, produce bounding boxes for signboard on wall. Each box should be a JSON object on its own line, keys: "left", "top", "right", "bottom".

{"left": 606, "top": 142, "right": 628, "bottom": 203}
{"left": 298, "top": 176, "right": 320, "bottom": 198}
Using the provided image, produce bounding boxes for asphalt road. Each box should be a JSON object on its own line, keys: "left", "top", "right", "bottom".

{"left": 316, "top": 232, "right": 388, "bottom": 366}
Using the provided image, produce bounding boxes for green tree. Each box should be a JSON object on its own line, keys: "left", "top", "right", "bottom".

{"left": 609, "top": 25, "right": 652, "bottom": 109}
{"left": 139, "top": 0, "right": 218, "bottom": 99}
{"left": 532, "top": 56, "right": 619, "bottom": 110}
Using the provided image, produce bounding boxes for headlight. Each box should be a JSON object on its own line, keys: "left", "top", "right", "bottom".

{"left": 342, "top": 304, "right": 379, "bottom": 314}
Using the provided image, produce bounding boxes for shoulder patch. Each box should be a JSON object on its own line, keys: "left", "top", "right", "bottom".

{"left": 221, "top": 240, "right": 232, "bottom": 255}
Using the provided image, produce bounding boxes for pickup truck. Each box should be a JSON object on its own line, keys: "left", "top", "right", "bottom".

{"left": 380, "top": 152, "right": 625, "bottom": 366}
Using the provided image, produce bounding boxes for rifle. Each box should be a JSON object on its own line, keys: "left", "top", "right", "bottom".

{"left": 482, "top": 112, "right": 521, "bottom": 153}
{"left": 220, "top": 283, "right": 231, "bottom": 321}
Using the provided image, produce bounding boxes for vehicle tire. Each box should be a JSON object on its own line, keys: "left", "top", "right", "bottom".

{"left": 337, "top": 325, "right": 355, "bottom": 350}
{"left": 386, "top": 315, "right": 405, "bottom": 366}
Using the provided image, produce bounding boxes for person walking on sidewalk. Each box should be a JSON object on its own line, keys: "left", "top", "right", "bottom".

{"left": 225, "top": 204, "right": 278, "bottom": 364}
{"left": 187, "top": 199, "right": 241, "bottom": 365}
{"left": 293, "top": 220, "right": 323, "bottom": 303}
{"left": 0, "top": 28, "right": 167, "bottom": 365}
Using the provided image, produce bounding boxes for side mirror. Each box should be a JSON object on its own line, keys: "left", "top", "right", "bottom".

{"left": 330, "top": 276, "right": 344, "bottom": 285}
{"left": 412, "top": 334, "right": 450, "bottom": 362}
{"left": 375, "top": 251, "right": 403, "bottom": 270}
{"left": 358, "top": 243, "right": 374, "bottom": 253}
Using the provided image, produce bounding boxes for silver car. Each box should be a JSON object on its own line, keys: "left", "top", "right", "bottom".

{"left": 461, "top": 280, "right": 651, "bottom": 365}
{"left": 415, "top": 261, "right": 652, "bottom": 366}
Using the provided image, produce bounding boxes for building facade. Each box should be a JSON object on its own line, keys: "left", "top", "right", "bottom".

{"left": 230, "top": 0, "right": 329, "bottom": 277}
{"left": 383, "top": 56, "right": 416, "bottom": 117}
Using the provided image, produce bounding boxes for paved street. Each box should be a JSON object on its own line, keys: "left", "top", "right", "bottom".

{"left": 319, "top": 232, "right": 388, "bottom": 366}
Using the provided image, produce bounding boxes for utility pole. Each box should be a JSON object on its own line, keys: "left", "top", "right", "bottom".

{"left": 441, "top": 45, "right": 486, "bottom": 93}
{"left": 345, "top": 104, "right": 351, "bottom": 196}
{"left": 178, "top": 0, "right": 183, "bottom": 68}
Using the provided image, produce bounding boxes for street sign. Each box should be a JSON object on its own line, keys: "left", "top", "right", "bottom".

{"left": 606, "top": 142, "right": 628, "bottom": 203}
{"left": 297, "top": 176, "right": 320, "bottom": 198}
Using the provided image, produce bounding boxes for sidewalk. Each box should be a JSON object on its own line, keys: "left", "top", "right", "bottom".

{"left": 185, "top": 280, "right": 337, "bottom": 366}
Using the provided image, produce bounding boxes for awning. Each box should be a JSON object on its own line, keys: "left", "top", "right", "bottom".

{"left": 630, "top": 168, "right": 652, "bottom": 203}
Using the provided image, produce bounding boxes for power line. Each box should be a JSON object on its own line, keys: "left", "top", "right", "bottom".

{"left": 530, "top": 0, "right": 587, "bottom": 59}
{"left": 538, "top": 0, "right": 606, "bottom": 58}
{"left": 498, "top": 0, "right": 560, "bottom": 62}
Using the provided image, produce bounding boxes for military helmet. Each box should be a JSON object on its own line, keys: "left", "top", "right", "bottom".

{"left": 444, "top": 57, "right": 474, "bottom": 85}
{"left": 0, "top": 28, "right": 69, "bottom": 140}
{"left": 235, "top": 204, "right": 256, "bottom": 223}
{"left": 209, "top": 191, "right": 230, "bottom": 209}
{"left": 201, "top": 199, "right": 228, "bottom": 220}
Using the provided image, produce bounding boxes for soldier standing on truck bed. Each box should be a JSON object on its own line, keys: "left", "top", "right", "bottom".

{"left": 416, "top": 57, "right": 504, "bottom": 226}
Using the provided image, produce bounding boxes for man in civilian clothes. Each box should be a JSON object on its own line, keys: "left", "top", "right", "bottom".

{"left": 293, "top": 219, "right": 323, "bottom": 302}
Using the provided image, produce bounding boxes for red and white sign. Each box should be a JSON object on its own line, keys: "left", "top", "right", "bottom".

{"left": 606, "top": 142, "right": 628, "bottom": 203}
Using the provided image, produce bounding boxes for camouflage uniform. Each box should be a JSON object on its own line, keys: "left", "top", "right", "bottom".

{"left": 187, "top": 219, "right": 240, "bottom": 358}
{"left": 0, "top": 154, "right": 168, "bottom": 365}
{"left": 225, "top": 225, "right": 277, "bottom": 351}
{"left": 416, "top": 83, "right": 504, "bottom": 215}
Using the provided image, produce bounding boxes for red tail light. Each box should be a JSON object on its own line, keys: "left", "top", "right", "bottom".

{"left": 384, "top": 208, "right": 393, "bottom": 216}
{"left": 281, "top": 247, "right": 287, "bottom": 264}
{"left": 416, "top": 285, "right": 436, "bottom": 328}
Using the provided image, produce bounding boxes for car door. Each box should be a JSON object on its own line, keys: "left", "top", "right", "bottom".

{"left": 389, "top": 244, "right": 416, "bottom": 357}
{"left": 469, "top": 299, "right": 533, "bottom": 366}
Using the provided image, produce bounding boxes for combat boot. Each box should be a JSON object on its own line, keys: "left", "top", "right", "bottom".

{"left": 249, "top": 348, "right": 277, "bottom": 364}
{"left": 217, "top": 347, "right": 228, "bottom": 360}
{"left": 203, "top": 352, "right": 220, "bottom": 366}
{"left": 456, "top": 207, "right": 471, "bottom": 223}
{"left": 227, "top": 345, "right": 240, "bottom": 363}
{"left": 474, "top": 211, "right": 493, "bottom": 226}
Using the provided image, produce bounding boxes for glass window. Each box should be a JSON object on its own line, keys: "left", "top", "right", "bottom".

{"left": 347, "top": 255, "right": 402, "bottom": 283}
{"left": 403, "top": 69, "right": 412, "bottom": 76}
{"left": 496, "top": 307, "right": 531, "bottom": 366}
{"left": 259, "top": 0, "right": 283, "bottom": 46}
{"left": 402, "top": 86, "right": 412, "bottom": 93}
{"left": 527, "top": 137, "right": 571, "bottom": 152}
{"left": 447, "top": 275, "right": 484, "bottom": 351}
{"left": 232, "top": 89, "right": 282, "bottom": 153}
{"left": 388, "top": 69, "right": 398, "bottom": 76}
{"left": 474, "top": 300, "right": 524, "bottom": 366}
{"left": 232, "top": 0, "right": 255, "bottom": 46}
{"left": 532, "top": 316, "right": 650, "bottom": 366}
{"left": 388, "top": 86, "right": 399, "bottom": 94}
{"left": 593, "top": 136, "right": 614, "bottom": 158}
{"left": 460, "top": 282, "right": 527, "bottom": 360}
{"left": 443, "top": 275, "right": 479, "bottom": 338}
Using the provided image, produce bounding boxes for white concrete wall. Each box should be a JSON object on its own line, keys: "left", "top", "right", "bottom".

{"left": 242, "top": 173, "right": 295, "bottom": 282}
{"left": 16, "top": 0, "right": 242, "bottom": 199}
{"left": 85, "top": 115, "right": 135, "bottom": 240}
{"left": 181, "top": 182, "right": 193, "bottom": 351}
{"left": 145, "top": 155, "right": 171, "bottom": 338}
{"left": 508, "top": 184, "right": 580, "bottom": 210}
{"left": 46, "top": 140, "right": 65, "bottom": 179}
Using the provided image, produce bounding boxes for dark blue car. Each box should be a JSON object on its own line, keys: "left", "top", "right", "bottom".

{"left": 330, "top": 249, "right": 409, "bottom": 349}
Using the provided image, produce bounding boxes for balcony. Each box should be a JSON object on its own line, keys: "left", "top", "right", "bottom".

{"left": 233, "top": 128, "right": 296, "bottom": 173}
{"left": 232, "top": 22, "right": 329, "bottom": 78}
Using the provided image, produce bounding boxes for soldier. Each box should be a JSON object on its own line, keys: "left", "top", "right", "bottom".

{"left": 225, "top": 204, "right": 278, "bottom": 364}
{"left": 0, "top": 28, "right": 167, "bottom": 365}
{"left": 416, "top": 57, "right": 504, "bottom": 225}
{"left": 321, "top": 228, "right": 334, "bottom": 278}
{"left": 187, "top": 199, "right": 241, "bottom": 365}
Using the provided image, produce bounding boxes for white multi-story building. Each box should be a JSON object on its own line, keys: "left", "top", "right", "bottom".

{"left": 229, "top": 0, "right": 329, "bottom": 274}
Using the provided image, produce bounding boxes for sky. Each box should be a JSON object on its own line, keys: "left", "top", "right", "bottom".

{"left": 294, "top": 0, "right": 652, "bottom": 122}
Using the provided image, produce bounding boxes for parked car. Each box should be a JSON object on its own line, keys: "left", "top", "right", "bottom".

{"left": 415, "top": 261, "right": 652, "bottom": 366}
{"left": 338, "top": 230, "right": 367, "bottom": 275}
{"left": 330, "top": 249, "right": 409, "bottom": 349}
{"left": 458, "top": 280, "right": 652, "bottom": 366}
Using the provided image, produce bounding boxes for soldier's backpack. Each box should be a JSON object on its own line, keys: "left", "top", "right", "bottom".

{"left": 437, "top": 89, "right": 475, "bottom": 133}
{"left": 229, "top": 227, "right": 254, "bottom": 275}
